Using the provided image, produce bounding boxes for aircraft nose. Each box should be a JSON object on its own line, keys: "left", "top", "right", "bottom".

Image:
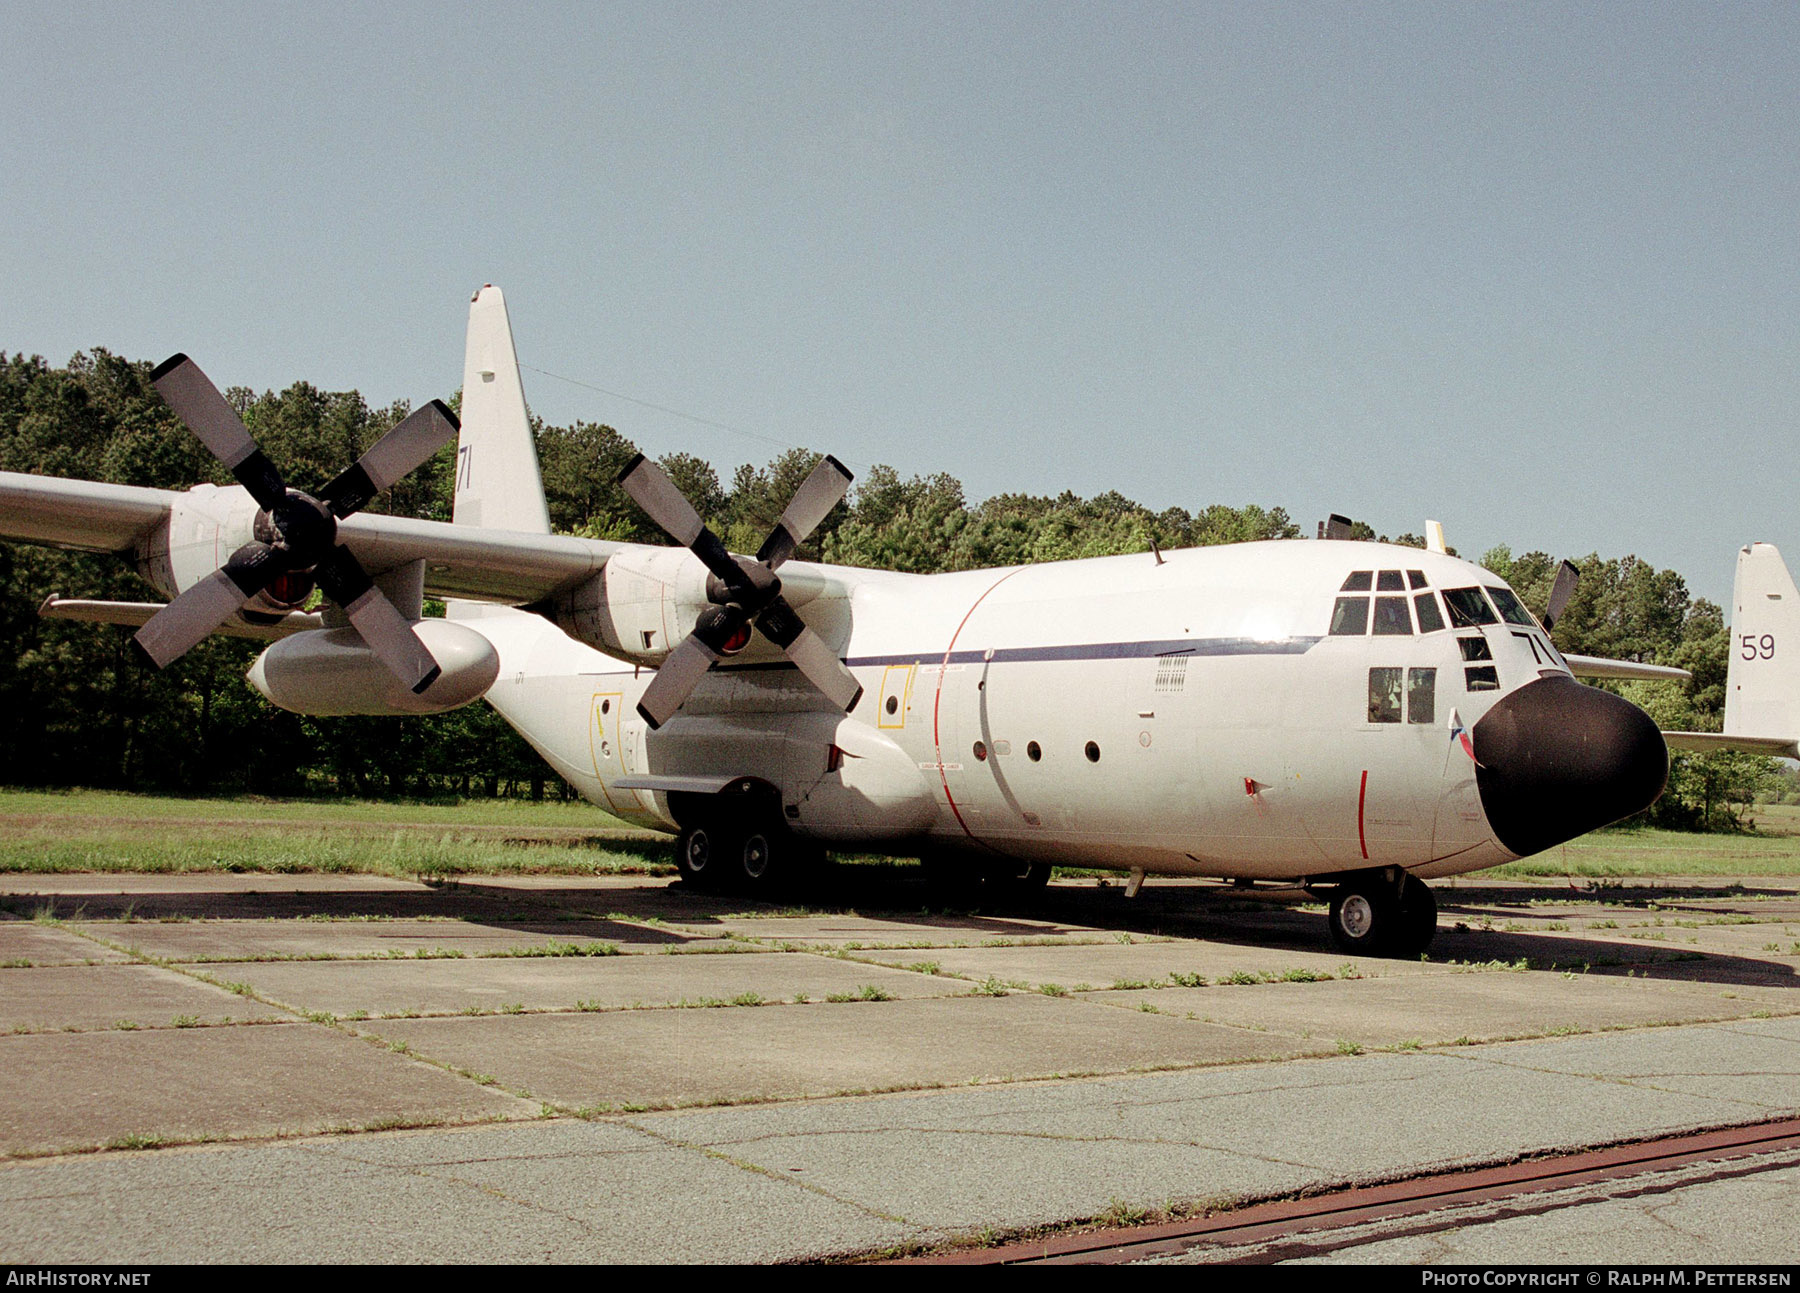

{"left": 1472, "top": 675, "right": 1668, "bottom": 857}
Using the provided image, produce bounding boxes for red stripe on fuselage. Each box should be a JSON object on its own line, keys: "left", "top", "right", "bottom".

{"left": 1357, "top": 768, "right": 1369, "bottom": 860}
{"left": 934, "top": 569, "right": 1025, "bottom": 841}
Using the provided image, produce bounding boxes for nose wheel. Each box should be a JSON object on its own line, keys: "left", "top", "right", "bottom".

{"left": 1327, "top": 872, "right": 1437, "bottom": 958}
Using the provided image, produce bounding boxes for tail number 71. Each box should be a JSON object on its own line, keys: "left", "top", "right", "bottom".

{"left": 1741, "top": 634, "right": 1776, "bottom": 660}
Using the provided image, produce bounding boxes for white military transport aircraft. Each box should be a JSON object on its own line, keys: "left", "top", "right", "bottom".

{"left": 2, "top": 286, "right": 1692, "bottom": 957}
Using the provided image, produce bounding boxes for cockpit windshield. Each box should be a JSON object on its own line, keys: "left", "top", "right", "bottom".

{"left": 1485, "top": 586, "right": 1537, "bottom": 627}
{"left": 1442, "top": 587, "right": 1498, "bottom": 628}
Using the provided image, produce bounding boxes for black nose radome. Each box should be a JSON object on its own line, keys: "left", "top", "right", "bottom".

{"left": 1473, "top": 675, "right": 1668, "bottom": 858}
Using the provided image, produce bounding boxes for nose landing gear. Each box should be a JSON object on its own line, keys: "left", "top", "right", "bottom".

{"left": 1326, "top": 871, "right": 1437, "bottom": 958}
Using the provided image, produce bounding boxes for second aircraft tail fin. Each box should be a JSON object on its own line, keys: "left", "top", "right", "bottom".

{"left": 453, "top": 284, "right": 551, "bottom": 534}
{"left": 1725, "top": 542, "right": 1800, "bottom": 741}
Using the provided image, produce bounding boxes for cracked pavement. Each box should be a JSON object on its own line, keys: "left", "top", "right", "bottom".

{"left": 1, "top": 870, "right": 1797, "bottom": 1262}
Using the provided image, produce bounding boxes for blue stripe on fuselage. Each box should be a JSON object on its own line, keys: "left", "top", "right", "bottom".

{"left": 843, "top": 636, "right": 1325, "bottom": 669}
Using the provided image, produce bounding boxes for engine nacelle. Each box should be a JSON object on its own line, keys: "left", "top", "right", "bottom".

{"left": 538, "top": 548, "right": 843, "bottom": 668}
{"left": 135, "top": 484, "right": 313, "bottom": 615}
{"left": 135, "top": 485, "right": 257, "bottom": 599}
{"left": 247, "top": 621, "right": 500, "bottom": 716}
{"left": 539, "top": 547, "right": 709, "bottom": 666}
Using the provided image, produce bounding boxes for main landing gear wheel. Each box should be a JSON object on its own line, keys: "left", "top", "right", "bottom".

{"left": 1327, "top": 873, "right": 1437, "bottom": 958}
{"left": 676, "top": 821, "right": 735, "bottom": 893}
{"left": 739, "top": 822, "right": 814, "bottom": 895}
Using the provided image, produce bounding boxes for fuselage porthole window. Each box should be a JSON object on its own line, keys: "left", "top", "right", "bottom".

{"left": 1084, "top": 741, "right": 1101, "bottom": 763}
{"left": 1443, "top": 587, "right": 1499, "bottom": 628}
{"left": 1372, "top": 596, "right": 1413, "bottom": 635}
{"left": 1414, "top": 592, "right": 1446, "bottom": 633}
{"left": 1330, "top": 597, "right": 1369, "bottom": 635}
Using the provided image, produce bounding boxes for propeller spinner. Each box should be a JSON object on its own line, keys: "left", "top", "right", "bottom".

{"left": 136, "top": 354, "right": 459, "bottom": 694}
{"left": 617, "top": 453, "right": 863, "bottom": 728}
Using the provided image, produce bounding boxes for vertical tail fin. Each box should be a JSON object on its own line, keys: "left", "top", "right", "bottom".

{"left": 1725, "top": 542, "right": 1800, "bottom": 739}
{"left": 454, "top": 285, "right": 551, "bottom": 534}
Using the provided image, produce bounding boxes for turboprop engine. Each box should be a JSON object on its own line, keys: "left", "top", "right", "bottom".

{"left": 247, "top": 620, "right": 499, "bottom": 716}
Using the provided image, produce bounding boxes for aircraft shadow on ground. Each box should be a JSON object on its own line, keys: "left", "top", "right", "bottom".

{"left": 3, "top": 866, "right": 1794, "bottom": 987}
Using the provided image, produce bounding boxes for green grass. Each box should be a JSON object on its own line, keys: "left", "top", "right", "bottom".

{"left": 0, "top": 786, "right": 640, "bottom": 829}
{"left": 1485, "top": 822, "right": 1800, "bottom": 879}
{"left": 0, "top": 786, "right": 673, "bottom": 877}
{"left": 7, "top": 786, "right": 1800, "bottom": 882}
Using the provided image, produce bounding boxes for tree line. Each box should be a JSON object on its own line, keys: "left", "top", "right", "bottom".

{"left": 0, "top": 348, "right": 1777, "bottom": 827}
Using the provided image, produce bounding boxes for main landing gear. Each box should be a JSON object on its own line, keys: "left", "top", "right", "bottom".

{"left": 1324, "top": 870, "right": 1437, "bottom": 958}
{"left": 672, "top": 786, "right": 819, "bottom": 898}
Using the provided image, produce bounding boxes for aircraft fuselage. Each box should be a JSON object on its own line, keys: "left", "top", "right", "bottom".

{"left": 465, "top": 536, "right": 1666, "bottom": 888}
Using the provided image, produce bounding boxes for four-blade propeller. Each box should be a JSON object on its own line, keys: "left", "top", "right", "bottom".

{"left": 618, "top": 452, "right": 862, "bottom": 728}
{"left": 137, "top": 354, "right": 459, "bottom": 694}
{"left": 1542, "top": 558, "right": 1580, "bottom": 634}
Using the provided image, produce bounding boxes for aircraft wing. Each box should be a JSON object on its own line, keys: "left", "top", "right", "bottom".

{"left": 1662, "top": 731, "right": 1800, "bottom": 759}
{"left": 0, "top": 473, "right": 174, "bottom": 554}
{"left": 1561, "top": 654, "right": 1692, "bottom": 683}
{"left": 0, "top": 471, "right": 620, "bottom": 605}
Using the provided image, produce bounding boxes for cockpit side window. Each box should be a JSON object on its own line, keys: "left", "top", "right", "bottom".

{"left": 1368, "top": 667, "right": 1402, "bottom": 722}
{"left": 1486, "top": 586, "right": 1537, "bottom": 627}
{"left": 1408, "top": 668, "right": 1436, "bottom": 723}
{"left": 1443, "top": 587, "right": 1498, "bottom": 627}
{"left": 1341, "top": 571, "right": 1373, "bottom": 592}
{"left": 1414, "top": 592, "right": 1446, "bottom": 633}
{"left": 1407, "top": 570, "right": 1429, "bottom": 589}
{"left": 1377, "top": 570, "right": 1406, "bottom": 592}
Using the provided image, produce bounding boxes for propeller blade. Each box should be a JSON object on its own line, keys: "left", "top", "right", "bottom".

{"left": 1544, "top": 559, "right": 1580, "bottom": 632}
{"left": 755, "top": 597, "right": 863, "bottom": 712}
{"left": 132, "top": 542, "right": 286, "bottom": 667}
{"left": 315, "top": 547, "right": 441, "bottom": 694}
{"left": 151, "top": 354, "right": 287, "bottom": 511}
{"left": 617, "top": 454, "right": 743, "bottom": 586}
{"left": 636, "top": 634, "right": 721, "bottom": 729}
{"left": 319, "top": 400, "right": 461, "bottom": 518}
{"left": 756, "top": 455, "right": 853, "bottom": 569}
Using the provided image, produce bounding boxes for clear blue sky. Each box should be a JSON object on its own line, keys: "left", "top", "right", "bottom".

{"left": 4, "top": 2, "right": 1795, "bottom": 605}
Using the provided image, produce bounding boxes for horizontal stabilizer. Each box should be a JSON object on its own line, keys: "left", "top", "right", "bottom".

{"left": 1663, "top": 731, "right": 1800, "bottom": 760}
{"left": 1562, "top": 654, "right": 1691, "bottom": 683}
